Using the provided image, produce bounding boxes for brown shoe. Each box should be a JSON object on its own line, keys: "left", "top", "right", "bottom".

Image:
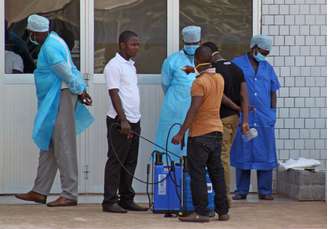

{"left": 47, "top": 196, "right": 77, "bottom": 207}
{"left": 15, "top": 191, "right": 46, "bottom": 204}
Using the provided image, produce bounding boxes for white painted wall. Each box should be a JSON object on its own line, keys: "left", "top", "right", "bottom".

{"left": 0, "top": 78, "right": 163, "bottom": 195}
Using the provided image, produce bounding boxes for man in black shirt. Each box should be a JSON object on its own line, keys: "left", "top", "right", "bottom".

{"left": 202, "top": 42, "right": 249, "bottom": 205}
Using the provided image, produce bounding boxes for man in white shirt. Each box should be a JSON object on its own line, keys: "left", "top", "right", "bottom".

{"left": 102, "top": 31, "right": 147, "bottom": 213}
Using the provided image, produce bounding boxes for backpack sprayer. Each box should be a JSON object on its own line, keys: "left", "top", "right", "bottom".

{"left": 110, "top": 122, "right": 215, "bottom": 216}
{"left": 152, "top": 152, "right": 215, "bottom": 216}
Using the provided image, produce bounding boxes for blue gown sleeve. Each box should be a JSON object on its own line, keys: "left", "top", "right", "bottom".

{"left": 161, "top": 57, "right": 173, "bottom": 94}
{"left": 45, "top": 45, "right": 86, "bottom": 95}
{"left": 44, "top": 46, "right": 65, "bottom": 66}
{"left": 51, "top": 62, "right": 86, "bottom": 95}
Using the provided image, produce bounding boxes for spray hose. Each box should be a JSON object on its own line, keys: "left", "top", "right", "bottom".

{"left": 108, "top": 122, "right": 183, "bottom": 209}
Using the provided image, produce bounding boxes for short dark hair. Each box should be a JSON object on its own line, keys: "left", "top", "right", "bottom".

{"left": 119, "top": 30, "right": 138, "bottom": 44}
{"left": 195, "top": 46, "right": 212, "bottom": 63}
{"left": 202, "top": 41, "right": 218, "bottom": 52}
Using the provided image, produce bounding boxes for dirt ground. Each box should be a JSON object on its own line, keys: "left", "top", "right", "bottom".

{"left": 0, "top": 195, "right": 326, "bottom": 229}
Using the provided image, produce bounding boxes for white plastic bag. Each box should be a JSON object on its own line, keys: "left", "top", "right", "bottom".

{"left": 279, "top": 157, "right": 321, "bottom": 170}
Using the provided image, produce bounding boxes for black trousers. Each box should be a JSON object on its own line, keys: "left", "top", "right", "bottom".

{"left": 103, "top": 116, "right": 141, "bottom": 206}
{"left": 187, "top": 132, "right": 229, "bottom": 216}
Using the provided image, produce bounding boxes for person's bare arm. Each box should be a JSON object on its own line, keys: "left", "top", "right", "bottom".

{"left": 271, "top": 91, "right": 277, "bottom": 109}
{"left": 240, "top": 82, "right": 250, "bottom": 133}
{"left": 222, "top": 94, "right": 240, "bottom": 112}
{"left": 172, "top": 96, "right": 203, "bottom": 144}
{"left": 108, "top": 89, "right": 131, "bottom": 135}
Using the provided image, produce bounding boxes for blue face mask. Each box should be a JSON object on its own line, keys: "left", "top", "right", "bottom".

{"left": 184, "top": 45, "right": 199, "bottom": 56}
{"left": 254, "top": 52, "right": 266, "bottom": 62}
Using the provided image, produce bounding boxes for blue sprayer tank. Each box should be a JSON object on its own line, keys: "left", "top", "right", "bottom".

{"left": 152, "top": 153, "right": 215, "bottom": 215}
{"left": 153, "top": 152, "right": 182, "bottom": 213}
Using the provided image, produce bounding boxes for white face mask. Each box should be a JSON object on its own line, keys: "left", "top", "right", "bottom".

{"left": 194, "top": 62, "right": 211, "bottom": 75}
{"left": 29, "top": 34, "right": 39, "bottom": 45}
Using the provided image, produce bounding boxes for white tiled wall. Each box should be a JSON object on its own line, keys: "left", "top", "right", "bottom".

{"left": 262, "top": 0, "right": 327, "bottom": 170}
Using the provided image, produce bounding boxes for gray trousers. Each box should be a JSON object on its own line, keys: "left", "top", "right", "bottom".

{"left": 32, "top": 89, "right": 78, "bottom": 201}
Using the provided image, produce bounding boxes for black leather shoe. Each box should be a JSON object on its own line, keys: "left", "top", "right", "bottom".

{"left": 259, "top": 194, "right": 274, "bottom": 200}
{"left": 102, "top": 203, "right": 128, "bottom": 213}
{"left": 119, "top": 202, "right": 148, "bottom": 211}
{"left": 218, "top": 214, "right": 230, "bottom": 221}
{"left": 179, "top": 212, "right": 210, "bottom": 223}
{"left": 232, "top": 194, "right": 247, "bottom": 200}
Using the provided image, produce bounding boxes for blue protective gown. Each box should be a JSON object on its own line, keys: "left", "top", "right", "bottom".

{"left": 230, "top": 54, "right": 280, "bottom": 170}
{"left": 154, "top": 50, "right": 196, "bottom": 160}
{"left": 32, "top": 32, "right": 94, "bottom": 151}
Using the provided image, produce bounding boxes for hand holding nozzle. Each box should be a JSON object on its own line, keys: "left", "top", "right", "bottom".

{"left": 182, "top": 66, "right": 195, "bottom": 74}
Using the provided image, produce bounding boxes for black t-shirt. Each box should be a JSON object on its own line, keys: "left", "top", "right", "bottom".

{"left": 213, "top": 59, "right": 245, "bottom": 119}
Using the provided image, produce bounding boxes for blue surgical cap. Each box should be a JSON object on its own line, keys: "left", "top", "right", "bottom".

{"left": 182, "top": 26, "right": 201, "bottom": 43}
{"left": 27, "top": 14, "right": 49, "bottom": 32}
{"left": 250, "top": 35, "right": 272, "bottom": 52}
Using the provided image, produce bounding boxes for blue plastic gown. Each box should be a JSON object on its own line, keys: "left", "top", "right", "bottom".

{"left": 230, "top": 54, "right": 280, "bottom": 170}
{"left": 32, "top": 32, "right": 94, "bottom": 151}
{"left": 154, "top": 50, "right": 196, "bottom": 160}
